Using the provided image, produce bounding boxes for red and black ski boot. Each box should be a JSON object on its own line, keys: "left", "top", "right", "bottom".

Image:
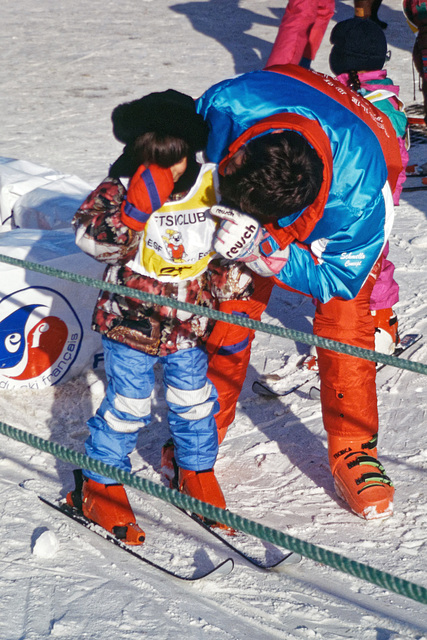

{"left": 66, "top": 469, "right": 145, "bottom": 545}
{"left": 178, "top": 467, "right": 232, "bottom": 531}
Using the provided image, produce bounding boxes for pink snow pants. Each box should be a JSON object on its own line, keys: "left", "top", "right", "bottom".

{"left": 266, "top": 0, "right": 335, "bottom": 67}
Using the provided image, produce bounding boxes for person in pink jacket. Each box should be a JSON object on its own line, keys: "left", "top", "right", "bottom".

{"left": 266, "top": 0, "right": 335, "bottom": 69}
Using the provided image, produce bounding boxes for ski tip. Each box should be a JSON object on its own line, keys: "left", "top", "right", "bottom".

{"left": 271, "top": 552, "right": 302, "bottom": 571}
{"left": 391, "top": 333, "right": 422, "bottom": 358}
{"left": 209, "top": 557, "right": 234, "bottom": 578}
{"left": 309, "top": 386, "right": 320, "bottom": 400}
{"left": 252, "top": 380, "right": 296, "bottom": 397}
{"left": 252, "top": 380, "right": 279, "bottom": 397}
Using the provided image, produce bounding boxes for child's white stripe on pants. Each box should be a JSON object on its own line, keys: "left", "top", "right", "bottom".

{"left": 113, "top": 392, "right": 152, "bottom": 418}
{"left": 166, "top": 381, "right": 216, "bottom": 420}
{"left": 103, "top": 409, "right": 146, "bottom": 434}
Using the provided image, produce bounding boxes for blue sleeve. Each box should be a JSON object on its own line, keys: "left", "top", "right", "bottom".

{"left": 272, "top": 196, "right": 388, "bottom": 302}
{"left": 196, "top": 90, "right": 243, "bottom": 163}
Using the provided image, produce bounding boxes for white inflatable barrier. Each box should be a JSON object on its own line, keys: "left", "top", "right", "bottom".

{"left": 0, "top": 158, "right": 105, "bottom": 390}
{"left": 0, "top": 229, "right": 104, "bottom": 390}
{"left": 0, "top": 157, "right": 93, "bottom": 231}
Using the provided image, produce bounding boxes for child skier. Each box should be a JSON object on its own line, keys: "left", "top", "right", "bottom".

{"left": 66, "top": 90, "right": 258, "bottom": 544}
{"left": 330, "top": 16, "right": 409, "bottom": 205}
{"left": 329, "top": 16, "right": 408, "bottom": 355}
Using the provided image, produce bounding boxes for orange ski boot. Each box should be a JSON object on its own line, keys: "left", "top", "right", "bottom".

{"left": 178, "top": 468, "right": 231, "bottom": 530}
{"left": 66, "top": 469, "right": 145, "bottom": 545}
{"left": 328, "top": 434, "right": 394, "bottom": 520}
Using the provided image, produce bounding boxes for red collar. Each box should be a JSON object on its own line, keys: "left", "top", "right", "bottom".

{"left": 219, "top": 113, "right": 333, "bottom": 248}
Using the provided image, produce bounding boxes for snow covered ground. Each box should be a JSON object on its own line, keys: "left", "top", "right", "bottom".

{"left": 0, "top": 0, "right": 427, "bottom": 638}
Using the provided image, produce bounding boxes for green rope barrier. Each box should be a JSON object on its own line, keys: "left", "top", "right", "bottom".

{"left": 0, "top": 253, "right": 426, "bottom": 375}
{"left": 2, "top": 419, "right": 427, "bottom": 605}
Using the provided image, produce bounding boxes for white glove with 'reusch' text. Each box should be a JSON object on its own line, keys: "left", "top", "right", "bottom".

{"left": 211, "top": 205, "right": 290, "bottom": 277}
{"left": 211, "top": 205, "right": 263, "bottom": 261}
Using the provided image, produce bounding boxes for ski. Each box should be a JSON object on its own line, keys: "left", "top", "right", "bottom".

{"left": 408, "top": 115, "right": 426, "bottom": 127}
{"left": 175, "top": 506, "right": 301, "bottom": 571}
{"left": 402, "top": 184, "right": 427, "bottom": 192}
{"left": 253, "top": 334, "right": 422, "bottom": 399}
{"left": 252, "top": 374, "right": 316, "bottom": 397}
{"left": 405, "top": 162, "right": 427, "bottom": 178}
{"left": 38, "top": 495, "right": 234, "bottom": 582}
{"left": 408, "top": 118, "right": 427, "bottom": 146}
{"left": 252, "top": 354, "right": 318, "bottom": 398}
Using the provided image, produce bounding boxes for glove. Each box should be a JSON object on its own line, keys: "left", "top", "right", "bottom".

{"left": 121, "top": 164, "right": 174, "bottom": 231}
{"left": 211, "top": 205, "right": 263, "bottom": 261}
{"left": 211, "top": 205, "right": 289, "bottom": 276}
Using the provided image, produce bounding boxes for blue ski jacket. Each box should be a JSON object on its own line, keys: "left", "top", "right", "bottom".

{"left": 196, "top": 65, "right": 402, "bottom": 303}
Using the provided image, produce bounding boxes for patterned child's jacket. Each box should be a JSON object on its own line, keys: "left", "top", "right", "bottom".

{"left": 72, "top": 167, "right": 253, "bottom": 356}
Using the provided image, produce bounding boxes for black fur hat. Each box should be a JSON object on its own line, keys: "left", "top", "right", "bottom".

{"left": 329, "top": 17, "right": 387, "bottom": 76}
{"left": 111, "top": 89, "right": 208, "bottom": 150}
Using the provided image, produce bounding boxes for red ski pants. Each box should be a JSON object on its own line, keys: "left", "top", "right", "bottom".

{"left": 208, "top": 259, "right": 381, "bottom": 444}
{"left": 314, "top": 266, "right": 380, "bottom": 440}
{"left": 206, "top": 274, "right": 274, "bottom": 444}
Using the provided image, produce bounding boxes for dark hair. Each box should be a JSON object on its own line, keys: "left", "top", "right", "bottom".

{"left": 109, "top": 89, "right": 208, "bottom": 182}
{"left": 108, "top": 133, "right": 190, "bottom": 180}
{"left": 219, "top": 131, "right": 324, "bottom": 220}
{"left": 348, "top": 69, "right": 362, "bottom": 93}
{"left": 132, "top": 131, "right": 190, "bottom": 168}
{"left": 131, "top": 132, "right": 200, "bottom": 193}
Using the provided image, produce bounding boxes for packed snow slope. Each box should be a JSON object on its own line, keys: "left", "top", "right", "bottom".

{"left": 0, "top": 1, "right": 427, "bottom": 638}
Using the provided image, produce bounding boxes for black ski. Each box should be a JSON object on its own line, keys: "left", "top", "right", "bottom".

{"left": 252, "top": 355, "right": 318, "bottom": 398}
{"left": 252, "top": 373, "right": 316, "bottom": 397}
{"left": 176, "top": 507, "right": 301, "bottom": 571}
{"left": 402, "top": 185, "right": 427, "bottom": 192}
{"left": 38, "top": 495, "right": 234, "bottom": 582}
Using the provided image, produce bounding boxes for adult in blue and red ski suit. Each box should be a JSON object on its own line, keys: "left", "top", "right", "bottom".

{"left": 198, "top": 64, "right": 402, "bottom": 519}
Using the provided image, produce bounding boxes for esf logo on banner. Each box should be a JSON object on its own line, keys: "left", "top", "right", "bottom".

{"left": 0, "top": 286, "right": 83, "bottom": 389}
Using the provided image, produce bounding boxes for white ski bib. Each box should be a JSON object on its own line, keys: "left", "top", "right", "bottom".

{"left": 128, "top": 164, "right": 219, "bottom": 282}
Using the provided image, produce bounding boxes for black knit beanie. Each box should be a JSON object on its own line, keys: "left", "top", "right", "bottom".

{"left": 329, "top": 17, "right": 387, "bottom": 76}
{"left": 111, "top": 89, "right": 208, "bottom": 150}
